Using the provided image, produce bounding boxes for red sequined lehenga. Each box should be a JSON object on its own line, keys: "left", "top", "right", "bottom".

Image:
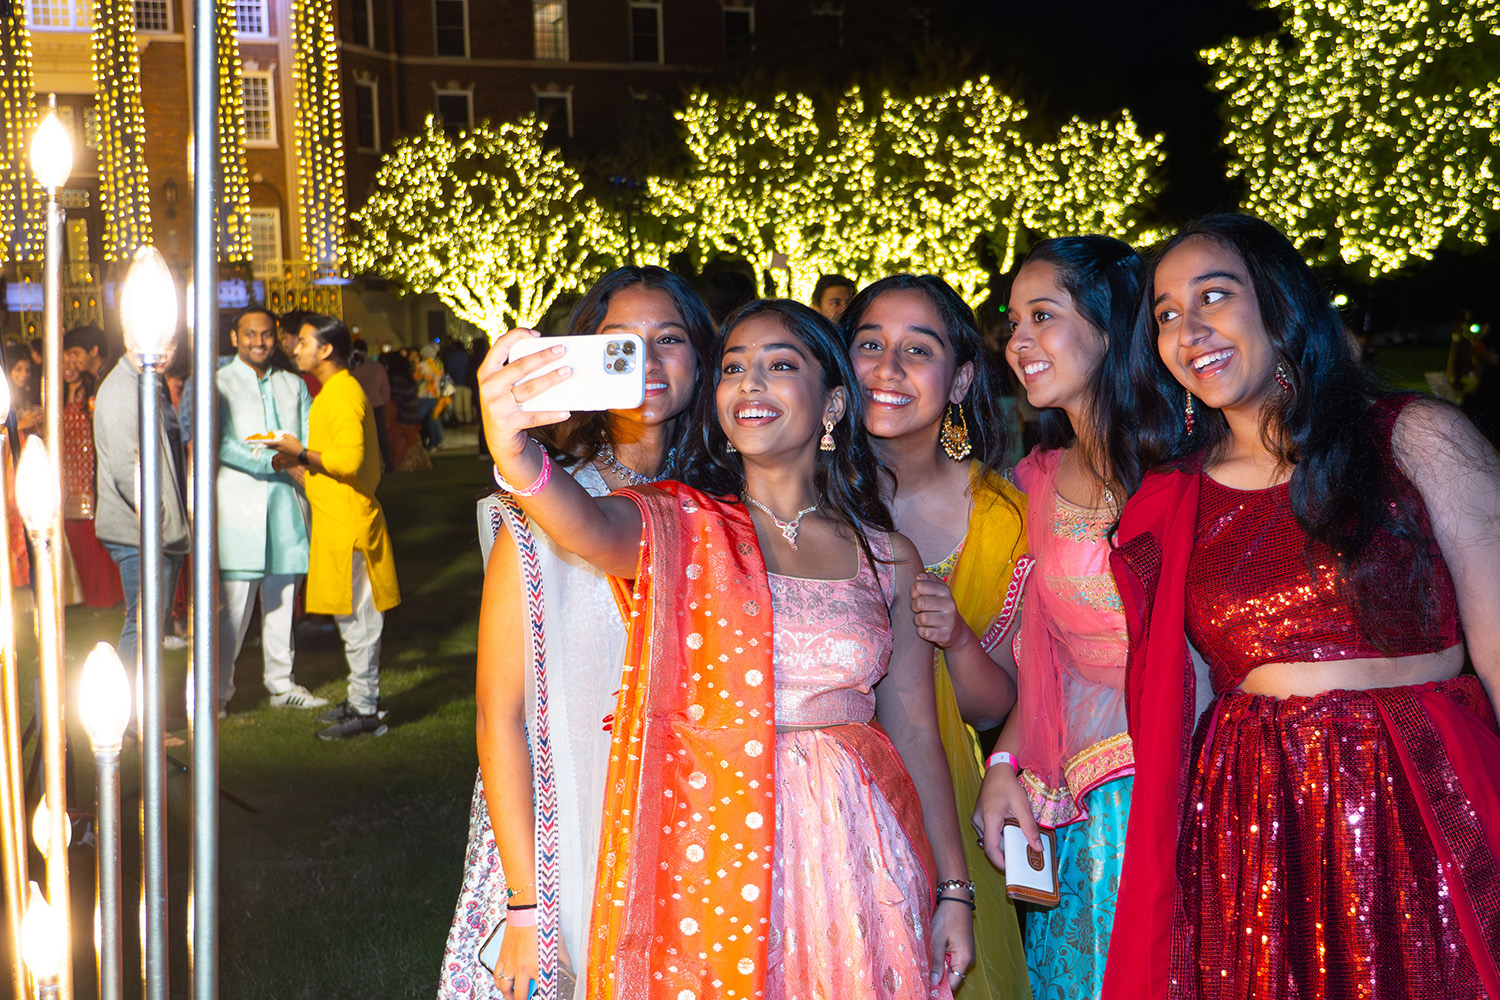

{"left": 62, "top": 396, "right": 123, "bottom": 608}
{"left": 1104, "top": 396, "right": 1500, "bottom": 1000}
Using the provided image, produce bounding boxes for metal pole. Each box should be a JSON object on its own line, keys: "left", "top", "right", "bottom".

{"left": 138, "top": 359, "right": 167, "bottom": 1000}
{"left": 94, "top": 747, "right": 122, "bottom": 1000}
{"left": 189, "top": 0, "right": 220, "bottom": 991}
{"left": 0, "top": 426, "right": 29, "bottom": 1000}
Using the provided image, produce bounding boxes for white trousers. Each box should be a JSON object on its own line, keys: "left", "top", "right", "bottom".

{"left": 219, "top": 574, "right": 300, "bottom": 703}
{"left": 337, "top": 552, "right": 383, "bottom": 715}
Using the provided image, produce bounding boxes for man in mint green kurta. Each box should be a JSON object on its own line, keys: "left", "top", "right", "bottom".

{"left": 215, "top": 307, "right": 325, "bottom": 711}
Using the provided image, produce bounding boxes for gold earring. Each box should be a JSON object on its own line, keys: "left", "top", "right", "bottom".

{"left": 941, "top": 404, "right": 971, "bottom": 461}
{"left": 820, "top": 419, "right": 836, "bottom": 452}
{"left": 1184, "top": 391, "right": 1196, "bottom": 434}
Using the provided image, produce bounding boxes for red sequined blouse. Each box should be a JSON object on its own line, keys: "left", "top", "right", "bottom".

{"left": 1185, "top": 395, "right": 1462, "bottom": 692}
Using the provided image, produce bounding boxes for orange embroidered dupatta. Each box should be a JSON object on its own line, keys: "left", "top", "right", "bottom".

{"left": 588, "top": 483, "right": 776, "bottom": 1000}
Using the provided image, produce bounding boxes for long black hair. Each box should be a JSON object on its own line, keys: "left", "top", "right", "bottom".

{"left": 677, "top": 299, "right": 895, "bottom": 565}
{"left": 536, "top": 266, "right": 715, "bottom": 478}
{"left": 1018, "top": 236, "right": 1148, "bottom": 496}
{"left": 1128, "top": 213, "right": 1433, "bottom": 645}
{"left": 840, "top": 274, "right": 1014, "bottom": 484}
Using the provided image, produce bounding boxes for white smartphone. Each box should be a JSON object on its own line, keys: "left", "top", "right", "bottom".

{"left": 1003, "top": 818, "right": 1060, "bottom": 908}
{"left": 507, "top": 333, "right": 646, "bottom": 413}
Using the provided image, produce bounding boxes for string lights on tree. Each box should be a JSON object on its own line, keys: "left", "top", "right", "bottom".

{"left": 1205, "top": 0, "right": 1500, "bottom": 276}
{"left": 291, "top": 0, "right": 347, "bottom": 273}
{"left": 216, "top": 0, "right": 252, "bottom": 264}
{"left": 347, "top": 116, "right": 611, "bottom": 331}
{"left": 1, "top": 2, "right": 43, "bottom": 265}
{"left": 92, "top": 0, "right": 153, "bottom": 260}
{"left": 1022, "top": 111, "right": 1166, "bottom": 248}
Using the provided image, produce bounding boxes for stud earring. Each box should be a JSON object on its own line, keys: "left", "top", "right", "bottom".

{"left": 1184, "top": 390, "right": 1196, "bottom": 435}
{"left": 1274, "top": 361, "right": 1292, "bottom": 395}
{"left": 820, "top": 420, "right": 836, "bottom": 452}
{"left": 940, "top": 403, "right": 972, "bottom": 461}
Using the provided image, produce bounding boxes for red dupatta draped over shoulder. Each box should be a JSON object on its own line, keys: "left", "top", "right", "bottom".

{"left": 588, "top": 482, "right": 777, "bottom": 1000}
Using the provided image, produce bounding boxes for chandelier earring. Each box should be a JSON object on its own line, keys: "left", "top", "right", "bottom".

{"left": 940, "top": 403, "right": 972, "bottom": 461}
{"left": 1274, "top": 361, "right": 1293, "bottom": 395}
{"left": 819, "top": 419, "right": 837, "bottom": 452}
{"left": 1184, "top": 390, "right": 1196, "bottom": 435}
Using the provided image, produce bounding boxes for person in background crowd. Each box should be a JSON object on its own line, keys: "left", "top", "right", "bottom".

{"left": 377, "top": 349, "right": 430, "bottom": 472}
{"left": 93, "top": 330, "right": 190, "bottom": 668}
{"left": 843, "top": 272, "right": 1031, "bottom": 1000}
{"left": 278, "top": 310, "right": 321, "bottom": 398}
{"left": 812, "top": 273, "right": 857, "bottom": 324}
{"left": 415, "top": 344, "right": 446, "bottom": 451}
{"left": 351, "top": 338, "right": 393, "bottom": 472}
{"left": 215, "top": 306, "right": 324, "bottom": 715}
{"left": 442, "top": 337, "right": 473, "bottom": 425}
{"left": 69, "top": 322, "right": 109, "bottom": 379}
{"left": 972, "top": 236, "right": 1147, "bottom": 999}
{"left": 4, "top": 346, "right": 42, "bottom": 434}
{"left": 467, "top": 333, "right": 490, "bottom": 459}
{"left": 271, "top": 314, "right": 400, "bottom": 740}
{"left": 439, "top": 265, "right": 713, "bottom": 1000}
{"left": 1106, "top": 213, "right": 1500, "bottom": 1000}
{"left": 60, "top": 325, "right": 123, "bottom": 609}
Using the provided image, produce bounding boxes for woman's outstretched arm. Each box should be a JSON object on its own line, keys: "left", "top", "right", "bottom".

{"left": 476, "top": 329, "right": 642, "bottom": 579}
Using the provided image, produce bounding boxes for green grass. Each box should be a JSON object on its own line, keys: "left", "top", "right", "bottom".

{"left": 39, "top": 441, "right": 494, "bottom": 999}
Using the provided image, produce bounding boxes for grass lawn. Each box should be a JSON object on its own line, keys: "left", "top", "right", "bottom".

{"left": 39, "top": 439, "right": 494, "bottom": 999}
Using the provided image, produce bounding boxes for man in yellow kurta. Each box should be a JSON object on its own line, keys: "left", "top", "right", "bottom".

{"left": 271, "top": 313, "right": 400, "bottom": 740}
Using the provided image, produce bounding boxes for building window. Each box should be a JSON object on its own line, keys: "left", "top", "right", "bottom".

{"left": 26, "top": 0, "right": 91, "bottom": 30}
{"left": 629, "top": 1, "right": 661, "bottom": 63}
{"left": 354, "top": 81, "right": 380, "bottom": 152}
{"left": 351, "top": 0, "right": 375, "bottom": 48}
{"left": 242, "top": 71, "right": 277, "bottom": 145}
{"left": 434, "top": 0, "right": 467, "bottom": 57}
{"left": 534, "top": 91, "right": 571, "bottom": 144}
{"left": 134, "top": 0, "right": 170, "bottom": 32}
{"left": 434, "top": 90, "right": 472, "bottom": 137}
{"left": 235, "top": 0, "right": 268, "bottom": 36}
{"left": 533, "top": 1, "right": 567, "bottom": 61}
{"left": 723, "top": 1, "right": 752, "bottom": 55}
{"left": 247, "top": 208, "right": 282, "bottom": 278}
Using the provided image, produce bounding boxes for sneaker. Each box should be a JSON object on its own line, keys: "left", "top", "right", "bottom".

{"left": 317, "top": 711, "right": 388, "bottom": 741}
{"left": 315, "top": 700, "right": 387, "bottom": 725}
{"left": 269, "top": 684, "right": 329, "bottom": 709}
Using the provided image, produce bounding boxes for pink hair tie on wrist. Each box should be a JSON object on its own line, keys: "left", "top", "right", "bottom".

{"left": 986, "top": 749, "right": 1020, "bottom": 775}
{"left": 493, "top": 446, "right": 553, "bottom": 496}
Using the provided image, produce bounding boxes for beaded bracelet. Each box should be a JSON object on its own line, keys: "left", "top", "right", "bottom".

{"left": 936, "top": 878, "right": 976, "bottom": 897}
{"left": 494, "top": 445, "right": 553, "bottom": 496}
{"left": 985, "top": 749, "right": 1020, "bottom": 775}
{"left": 935, "top": 895, "right": 977, "bottom": 912}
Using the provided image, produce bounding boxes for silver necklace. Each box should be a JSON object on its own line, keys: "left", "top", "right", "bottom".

{"left": 596, "top": 444, "right": 670, "bottom": 487}
{"left": 743, "top": 494, "right": 821, "bottom": 550}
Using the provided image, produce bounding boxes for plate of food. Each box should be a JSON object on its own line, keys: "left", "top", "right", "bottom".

{"left": 245, "top": 430, "right": 289, "bottom": 450}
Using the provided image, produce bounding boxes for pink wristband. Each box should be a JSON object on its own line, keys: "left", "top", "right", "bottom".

{"left": 504, "top": 906, "right": 537, "bottom": 927}
{"left": 493, "top": 446, "right": 553, "bottom": 496}
{"left": 986, "top": 750, "right": 1020, "bottom": 774}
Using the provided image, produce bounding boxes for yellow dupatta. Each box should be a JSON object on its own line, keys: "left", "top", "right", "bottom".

{"left": 934, "top": 467, "right": 1030, "bottom": 1000}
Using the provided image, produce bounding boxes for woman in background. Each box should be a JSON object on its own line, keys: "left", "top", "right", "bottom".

{"left": 844, "top": 273, "right": 1030, "bottom": 999}
{"left": 439, "top": 266, "right": 713, "bottom": 1000}
{"left": 60, "top": 325, "right": 123, "bottom": 608}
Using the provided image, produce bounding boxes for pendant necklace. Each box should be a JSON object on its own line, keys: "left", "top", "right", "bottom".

{"left": 743, "top": 494, "right": 821, "bottom": 550}
{"left": 596, "top": 444, "right": 672, "bottom": 488}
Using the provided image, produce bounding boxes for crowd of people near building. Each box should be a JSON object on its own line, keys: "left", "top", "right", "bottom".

{"left": 435, "top": 213, "right": 1500, "bottom": 1000}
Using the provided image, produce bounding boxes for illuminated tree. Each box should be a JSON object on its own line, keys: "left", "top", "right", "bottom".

{"left": 291, "top": 0, "right": 346, "bottom": 271}
{"left": 1205, "top": 0, "right": 1500, "bottom": 275}
{"left": 0, "top": 3, "right": 43, "bottom": 264}
{"left": 348, "top": 117, "right": 610, "bottom": 331}
{"left": 1022, "top": 111, "right": 1167, "bottom": 248}
{"left": 93, "top": 0, "right": 153, "bottom": 260}
{"left": 217, "top": 0, "right": 252, "bottom": 264}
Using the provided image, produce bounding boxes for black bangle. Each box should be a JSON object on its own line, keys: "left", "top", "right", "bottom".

{"left": 936, "top": 895, "right": 977, "bottom": 911}
{"left": 297, "top": 448, "right": 310, "bottom": 466}
{"left": 505, "top": 902, "right": 537, "bottom": 911}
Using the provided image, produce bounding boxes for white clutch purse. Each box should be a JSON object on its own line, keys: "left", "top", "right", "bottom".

{"left": 1003, "top": 818, "right": 1061, "bottom": 908}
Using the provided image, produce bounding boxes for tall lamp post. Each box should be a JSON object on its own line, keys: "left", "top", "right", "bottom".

{"left": 80, "top": 643, "right": 130, "bottom": 1000}
{"left": 119, "top": 245, "right": 178, "bottom": 1000}
{"left": 0, "top": 374, "right": 30, "bottom": 1000}
{"left": 25, "top": 96, "right": 75, "bottom": 1000}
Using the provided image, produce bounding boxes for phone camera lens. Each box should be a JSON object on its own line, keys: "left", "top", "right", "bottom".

{"left": 612, "top": 358, "right": 627, "bottom": 372}
{"left": 605, "top": 342, "right": 619, "bottom": 357}
{"left": 622, "top": 341, "right": 636, "bottom": 355}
